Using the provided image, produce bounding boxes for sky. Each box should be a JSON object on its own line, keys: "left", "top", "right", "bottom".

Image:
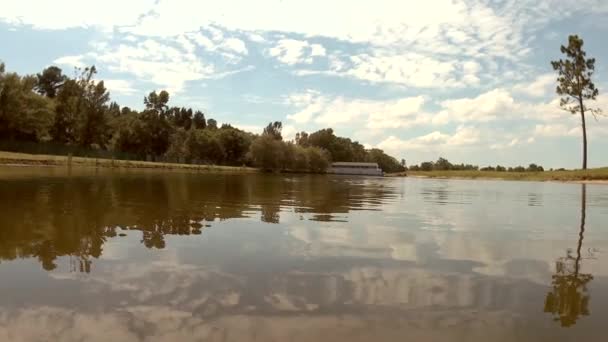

{"left": 1, "top": 0, "right": 608, "bottom": 168}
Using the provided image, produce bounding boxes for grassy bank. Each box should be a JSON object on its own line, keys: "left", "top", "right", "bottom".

{"left": 388, "top": 168, "right": 608, "bottom": 182}
{"left": 0, "top": 151, "right": 258, "bottom": 173}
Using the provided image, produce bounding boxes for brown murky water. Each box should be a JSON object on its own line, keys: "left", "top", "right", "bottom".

{"left": 1, "top": 166, "right": 608, "bottom": 341}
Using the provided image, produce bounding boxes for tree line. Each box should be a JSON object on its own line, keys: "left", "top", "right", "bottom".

{"left": 407, "top": 157, "right": 545, "bottom": 172}
{"left": 0, "top": 62, "right": 404, "bottom": 173}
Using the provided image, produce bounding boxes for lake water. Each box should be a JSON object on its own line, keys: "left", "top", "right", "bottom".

{"left": 1, "top": 167, "right": 608, "bottom": 341}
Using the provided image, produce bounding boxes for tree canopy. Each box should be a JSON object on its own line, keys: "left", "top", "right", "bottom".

{"left": 0, "top": 61, "right": 405, "bottom": 173}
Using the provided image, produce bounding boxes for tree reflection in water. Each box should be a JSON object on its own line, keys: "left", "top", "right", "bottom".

{"left": 544, "top": 184, "right": 594, "bottom": 327}
{"left": 0, "top": 172, "right": 394, "bottom": 272}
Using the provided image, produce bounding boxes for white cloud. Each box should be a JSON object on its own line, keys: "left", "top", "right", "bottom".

{"left": 91, "top": 40, "right": 213, "bottom": 93}
{"left": 0, "top": 0, "right": 154, "bottom": 30}
{"left": 489, "top": 137, "right": 535, "bottom": 150}
{"left": 285, "top": 91, "right": 429, "bottom": 128}
{"left": 513, "top": 74, "right": 555, "bottom": 98}
{"left": 282, "top": 124, "right": 298, "bottom": 141}
{"left": 184, "top": 32, "right": 248, "bottom": 61}
{"left": 534, "top": 123, "right": 579, "bottom": 137}
{"left": 247, "top": 32, "right": 266, "bottom": 43}
{"left": 188, "top": 32, "right": 215, "bottom": 50}
{"left": 375, "top": 126, "right": 534, "bottom": 157}
{"left": 438, "top": 89, "right": 516, "bottom": 122}
{"left": 4, "top": 1, "right": 603, "bottom": 44}
{"left": 269, "top": 39, "right": 325, "bottom": 65}
{"left": 232, "top": 124, "right": 263, "bottom": 134}
{"left": 344, "top": 53, "right": 460, "bottom": 88}
{"left": 103, "top": 79, "right": 138, "bottom": 95}
{"left": 310, "top": 44, "right": 326, "bottom": 57}
{"left": 53, "top": 55, "right": 85, "bottom": 68}
{"left": 5, "top": 1, "right": 606, "bottom": 93}
{"left": 175, "top": 35, "right": 196, "bottom": 53}
{"left": 223, "top": 38, "right": 248, "bottom": 55}
{"left": 366, "top": 97, "right": 427, "bottom": 129}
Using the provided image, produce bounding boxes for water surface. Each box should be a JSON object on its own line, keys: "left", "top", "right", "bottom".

{"left": 1, "top": 167, "right": 608, "bottom": 341}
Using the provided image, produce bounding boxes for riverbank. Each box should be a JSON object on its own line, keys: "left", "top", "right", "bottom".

{"left": 388, "top": 168, "right": 608, "bottom": 183}
{"left": 0, "top": 151, "right": 257, "bottom": 173}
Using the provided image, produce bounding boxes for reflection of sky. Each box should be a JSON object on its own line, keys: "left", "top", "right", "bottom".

{"left": 1, "top": 175, "right": 608, "bottom": 341}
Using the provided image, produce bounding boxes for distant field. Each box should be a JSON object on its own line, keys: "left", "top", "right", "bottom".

{"left": 0, "top": 151, "right": 257, "bottom": 173}
{"left": 389, "top": 169, "right": 608, "bottom": 182}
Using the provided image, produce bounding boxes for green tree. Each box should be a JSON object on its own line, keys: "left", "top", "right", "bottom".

{"left": 0, "top": 69, "right": 54, "bottom": 141}
{"left": 293, "top": 145, "right": 309, "bottom": 171}
{"left": 367, "top": 148, "right": 405, "bottom": 173}
{"left": 52, "top": 78, "right": 80, "bottom": 143}
{"left": 435, "top": 157, "right": 452, "bottom": 171}
{"left": 207, "top": 118, "right": 218, "bottom": 129}
{"left": 192, "top": 110, "right": 206, "bottom": 129}
{"left": 295, "top": 131, "right": 309, "bottom": 146}
{"left": 263, "top": 121, "right": 283, "bottom": 140}
{"left": 35, "top": 66, "right": 65, "bottom": 98}
{"left": 144, "top": 90, "right": 170, "bottom": 115}
{"left": 188, "top": 129, "right": 225, "bottom": 164}
{"left": 248, "top": 134, "right": 283, "bottom": 171}
{"left": 551, "top": 35, "right": 601, "bottom": 170}
{"left": 306, "top": 146, "right": 330, "bottom": 172}
{"left": 76, "top": 67, "right": 110, "bottom": 148}
{"left": 51, "top": 66, "right": 110, "bottom": 147}
{"left": 217, "top": 127, "right": 252, "bottom": 165}
{"left": 164, "top": 127, "right": 190, "bottom": 162}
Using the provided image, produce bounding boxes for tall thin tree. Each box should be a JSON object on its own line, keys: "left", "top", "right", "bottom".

{"left": 551, "top": 35, "right": 602, "bottom": 170}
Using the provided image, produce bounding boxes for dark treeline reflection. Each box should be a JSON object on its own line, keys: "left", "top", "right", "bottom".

{"left": 544, "top": 184, "right": 594, "bottom": 327}
{"left": 0, "top": 172, "right": 395, "bottom": 271}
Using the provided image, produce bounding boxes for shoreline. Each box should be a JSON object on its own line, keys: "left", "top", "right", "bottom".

{"left": 0, "top": 151, "right": 258, "bottom": 173}
{"left": 389, "top": 170, "right": 608, "bottom": 184}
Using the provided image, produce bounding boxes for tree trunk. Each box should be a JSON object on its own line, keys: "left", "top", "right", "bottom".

{"left": 575, "top": 184, "right": 586, "bottom": 277}
{"left": 579, "top": 99, "right": 588, "bottom": 170}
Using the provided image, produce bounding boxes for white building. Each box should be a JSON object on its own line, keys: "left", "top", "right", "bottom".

{"left": 328, "top": 162, "right": 383, "bottom": 176}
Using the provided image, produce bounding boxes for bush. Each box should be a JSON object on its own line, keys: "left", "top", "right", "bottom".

{"left": 306, "top": 147, "right": 330, "bottom": 173}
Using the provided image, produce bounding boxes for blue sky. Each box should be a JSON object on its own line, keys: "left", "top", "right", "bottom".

{"left": 1, "top": 0, "right": 608, "bottom": 168}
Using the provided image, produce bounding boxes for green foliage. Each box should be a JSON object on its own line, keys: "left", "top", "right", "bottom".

{"left": 420, "top": 161, "right": 434, "bottom": 171}
{"left": 192, "top": 110, "right": 206, "bottom": 129}
{"left": 306, "top": 146, "right": 331, "bottom": 172}
{"left": 527, "top": 163, "right": 544, "bottom": 172}
{"left": 248, "top": 134, "right": 330, "bottom": 173}
{"left": 296, "top": 128, "right": 401, "bottom": 173}
{"left": 0, "top": 69, "right": 54, "bottom": 141}
{"left": 249, "top": 134, "right": 283, "bottom": 170}
{"left": 164, "top": 127, "right": 190, "bottom": 162}
{"left": 35, "top": 66, "right": 65, "bottom": 98}
{"left": 0, "top": 63, "right": 404, "bottom": 172}
{"left": 207, "top": 118, "right": 217, "bottom": 129}
{"left": 50, "top": 66, "right": 110, "bottom": 148}
{"left": 144, "top": 90, "right": 170, "bottom": 114}
{"left": 551, "top": 35, "right": 599, "bottom": 116}
{"left": 217, "top": 126, "right": 253, "bottom": 165}
{"left": 187, "top": 129, "right": 225, "bottom": 164}
{"left": 409, "top": 157, "right": 543, "bottom": 173}
{"left": 263, "top": 121, "right": 283, "bottom": 140}
{"left": 366, "top": 148, "right": 405, "bottom": 173}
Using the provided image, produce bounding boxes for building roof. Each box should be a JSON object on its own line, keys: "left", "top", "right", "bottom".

{"left": 331, "top": 162, "right": 379, "bottom": 167}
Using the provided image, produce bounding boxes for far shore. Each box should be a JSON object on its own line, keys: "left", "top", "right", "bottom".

{"left": 388, "top": 169, "right": 608, "bottom": 184}
{"left": 3, "top": 151, "right": 608, "bottom": 184}
{"left": 0, "top": 151, "right": 257, "bottom": 173}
